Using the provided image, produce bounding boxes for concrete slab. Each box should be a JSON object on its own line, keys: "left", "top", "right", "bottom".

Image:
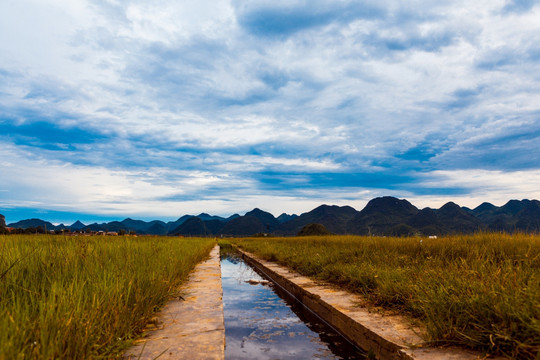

{"left": 238, "top": 249, "right": 503, "bottom": 360}
{"left": 124, "top": 245, "right": 225, "bottom": 360}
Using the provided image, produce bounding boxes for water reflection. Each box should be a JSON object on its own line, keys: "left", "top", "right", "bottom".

{"left": 221, "top": 252, "right": 366, "bottom": 360}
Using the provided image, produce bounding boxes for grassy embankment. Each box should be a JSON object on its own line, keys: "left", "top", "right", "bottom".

{"left": 234, "top": 233, "right": 539, "bottom": 359}
{"left": 0, "top": 234, "right": 215, "bottom": 359}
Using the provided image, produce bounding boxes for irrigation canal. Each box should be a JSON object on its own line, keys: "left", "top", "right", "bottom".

{"left": 221, "top": 250, "right": 366, "bottom": 359}
{"left": 125, "top": 245, "right": 490, "bottom": 360}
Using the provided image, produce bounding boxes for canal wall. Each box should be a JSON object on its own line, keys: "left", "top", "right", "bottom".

{"left": 238, "top": 248, "right": 502, "bottom": 360}
{"left": 124, "top": 245, "right": 225, "bottom": 360}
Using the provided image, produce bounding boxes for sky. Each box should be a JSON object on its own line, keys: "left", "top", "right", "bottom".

{"left": 1, "top": 0, "right": 540, "bottom": 224}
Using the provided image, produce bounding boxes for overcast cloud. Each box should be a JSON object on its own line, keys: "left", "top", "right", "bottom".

{"left": 1, "top": 0, "right": 539, "bottom": 223}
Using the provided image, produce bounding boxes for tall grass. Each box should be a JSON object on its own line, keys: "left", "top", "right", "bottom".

{"left": 0, "top": 234, "right": 215, "bottom": 359}
{"left": 234, "top": 233, "right": 540, "bottom": 359}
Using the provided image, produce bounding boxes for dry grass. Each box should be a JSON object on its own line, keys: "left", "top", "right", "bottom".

{"left": 0, "top": 234, "right": 215, "bottom": 359}
{"left": 234, "top": 233, "right": 540, "bottom": 359}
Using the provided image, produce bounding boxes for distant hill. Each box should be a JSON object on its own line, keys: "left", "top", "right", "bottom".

{"left": 347, "top": 197, "right": 419, "bottom": 235}
{"left": 170, "top": 217, "right": 212, "bottom": 236}
{"left": 469, "top": 202, "right": 498, "bottom": 221}
{"left": 435, "top": 202, "right": 483, "bottom": 233}
{"left": 515, "top": 200, "right": 540, "bottom": 232}
{"left": 226, "top": 214, "right": 241, "bottom": 221}
{"left": 164, "top": 215, "right": 194, "bottom": 233}
{"left": 297, "top": 223, "right": 332, "bottom": 236}
{"left": 164, "top": 214, "right": 238, "bottom": 235}
{"left": 69, "top": 220, "right": 86, "bottom": 230}
{"left": 8, "top": 218, "right": 57, "bottom": 231}
{"left": 120, "top": 218, "right": 152, "bottom": 232}
{"left": 244, "top": 208, "right": 280, "bottom": 232}
{"left": 407, "top": 208, "right": 442, "bottom": 235}
{"left": 5, "top": 197, "right": 540, "bottom": 236}
{"left": 195, "top": 213, "right": 226, "bottom": 222}
{"left": 96, "top": 221, "right": 127, "bottom": 232}
{"left": 145, "top": 221, "right": 168, "bottom": 235}
{"left": 467, "top": 199, "right": 540, "bottom": 232}
{"left": 277, "top": 213, "right": 297, "bottom": 223}
{"left": 117, "top": 218, "right": 167, "bottom": 234}
{"left": 275, "top": 204, "right": 358, "bottom": 235}
{"left": 220, "top": 216, "right": 266, "bottom": 236}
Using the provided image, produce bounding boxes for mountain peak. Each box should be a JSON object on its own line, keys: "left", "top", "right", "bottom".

{"left": 244, "top": 208, "right": 279, "bottom": 231}
{"left": 226, "top": 214, "right": 240, "bottom": 221}
{"left": 170, "top": 217, "right": 210, "bottom": 236}
{"left": 6, "top": 196, "right": 540, "bottom": 236}
{"left": 501, "top": 199, "right": 530, "bottom": 215}
{"left": 7, "top": 218, "right": 55, "bottom": 230}
{"left": 363, "top": 196, "right": 418, "bottom": 215}
{"left": 440, "top": 201, "right": 460, "bottom": 209}
{"left": 195, "top": 213, "right": 226, "bottom": 221}
{"left": 245, "top": 208, "right": 273, "bottom": 216}
{"left": 310, "top": 204, "right": 357, "bottom": 216}
{"left": 70, "top": 220, "right": 86, "bottom": 230}
{"left": 474, "top": 202, "right": 495, "bottom": 211}
{"left": 277, "top": 213, "right": 297, "bottom": 223}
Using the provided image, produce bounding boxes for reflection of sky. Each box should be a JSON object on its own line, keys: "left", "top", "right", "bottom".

{"left": 221, "top": 256, "right": 363, "bottom": 359}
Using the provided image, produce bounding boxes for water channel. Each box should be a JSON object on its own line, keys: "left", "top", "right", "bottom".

{"left": 221, "top": 250, "right": 367, "bottom": 359}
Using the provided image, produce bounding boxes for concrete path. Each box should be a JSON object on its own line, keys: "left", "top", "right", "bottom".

{"left": 124, "top": 245, "right": 225, "bottom": 360}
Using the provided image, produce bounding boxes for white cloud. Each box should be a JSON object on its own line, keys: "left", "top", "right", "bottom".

{"left": 411, "top": 169, "right": 540, "bottom": 208}
{"left": 0, "top": 143, "right": 243, "bottom": 216}
{"left": 1, "top": 0, "right": 540, "bottom": 221}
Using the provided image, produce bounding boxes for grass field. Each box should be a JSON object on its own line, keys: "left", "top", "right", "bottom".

{"left": 0, "top": 234, "right": 215, "bottom": 359}
{"left": 233, "top": 233, "right": 540, "bottom": 359}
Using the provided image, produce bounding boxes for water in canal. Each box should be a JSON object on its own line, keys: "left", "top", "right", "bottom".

{"left": 221, "top": 251, "right": 366, "bottom": 359}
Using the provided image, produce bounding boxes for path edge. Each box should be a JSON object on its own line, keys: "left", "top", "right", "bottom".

{"left": 237, "top": 248, "right": 502, "bottom": 360}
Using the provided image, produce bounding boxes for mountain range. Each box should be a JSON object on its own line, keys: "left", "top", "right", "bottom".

{"left": 2, "top": 197, "right": 540, "bottom": 236}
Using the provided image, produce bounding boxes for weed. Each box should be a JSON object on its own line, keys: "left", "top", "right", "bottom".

{"left": 233, "top": 233, "right": 540, "bottom": 359}
{"left": 0, "top": 234, "right": 214, "bottom": 359}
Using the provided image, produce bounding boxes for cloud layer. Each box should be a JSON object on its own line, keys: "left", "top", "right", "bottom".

{"left": 1, "top": 0, "right": 540, "bottom": 223}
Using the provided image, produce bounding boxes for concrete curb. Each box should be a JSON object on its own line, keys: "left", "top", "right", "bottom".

{"left": 124, "top": 245, "right": 225, "bottom": 360}
{"left": 238, "top": 248, "right": 501, "bottom": 360}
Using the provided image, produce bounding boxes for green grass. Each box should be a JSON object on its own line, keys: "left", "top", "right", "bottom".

{"left": 233, "top": 233, "right": 540, "bottom": 359}
{"left": 0, "top": 234, "right": 215, "bottom": 359}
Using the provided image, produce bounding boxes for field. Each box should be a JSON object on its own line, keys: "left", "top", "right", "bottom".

{"left": 234, "top": 233, "right": 540, "bottom": 359}
{"left": 0, "top": 234, "right": 215, "bottom": 359}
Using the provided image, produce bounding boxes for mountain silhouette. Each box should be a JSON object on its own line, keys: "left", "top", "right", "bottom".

{"left": 145, "top": 221, "right": 168, "bottom": 235}
{"left": 69, "top": 220, "right": 86, "bottom": 230}
{"left": 277, "top": 213, "right": 297, "bottom": 223}
{"left": 470, "top": 202, "right": 497, "bottom": 221}
{"left": 6, "top": 197, "right": 540, "bottom": 236}
{"left": 244, "top": 208, "right": 279, "bottom": 232}
{"left": 347, "top": 197, "right": 419, "bottom": 235}
{"left": 435, "top": 202, "right": 483, "bottom": 233}
{"left": 7, "top": 218, "right": 56, "bottom": 231}
{"left": 407, "top": 208, "right": 442, "bottom": 235}
{"left": 297, "top": 223, "right": 333, "bottom": 236}
{"left": 220, "top": 216, "right": 266, "bottom": 236}
{"left": 467, "top": 199, "right": 540, "bottom": 232}
{"left": 515, "top": 200, "right": 540, "bottom": 232}
{"left": 170, "top": 217, "right": 211, "bottom": 236}
{"left": 275, "top": 204, "right": 358, "bottom": 235}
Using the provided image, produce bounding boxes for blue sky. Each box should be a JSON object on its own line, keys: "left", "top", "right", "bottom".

{"left": 1, "top": 0, "right": 540, "bottom": 224}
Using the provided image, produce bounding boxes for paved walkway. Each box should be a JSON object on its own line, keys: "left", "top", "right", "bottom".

{"left": 124, "top": 245, "right": 225, "bottom": 360}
